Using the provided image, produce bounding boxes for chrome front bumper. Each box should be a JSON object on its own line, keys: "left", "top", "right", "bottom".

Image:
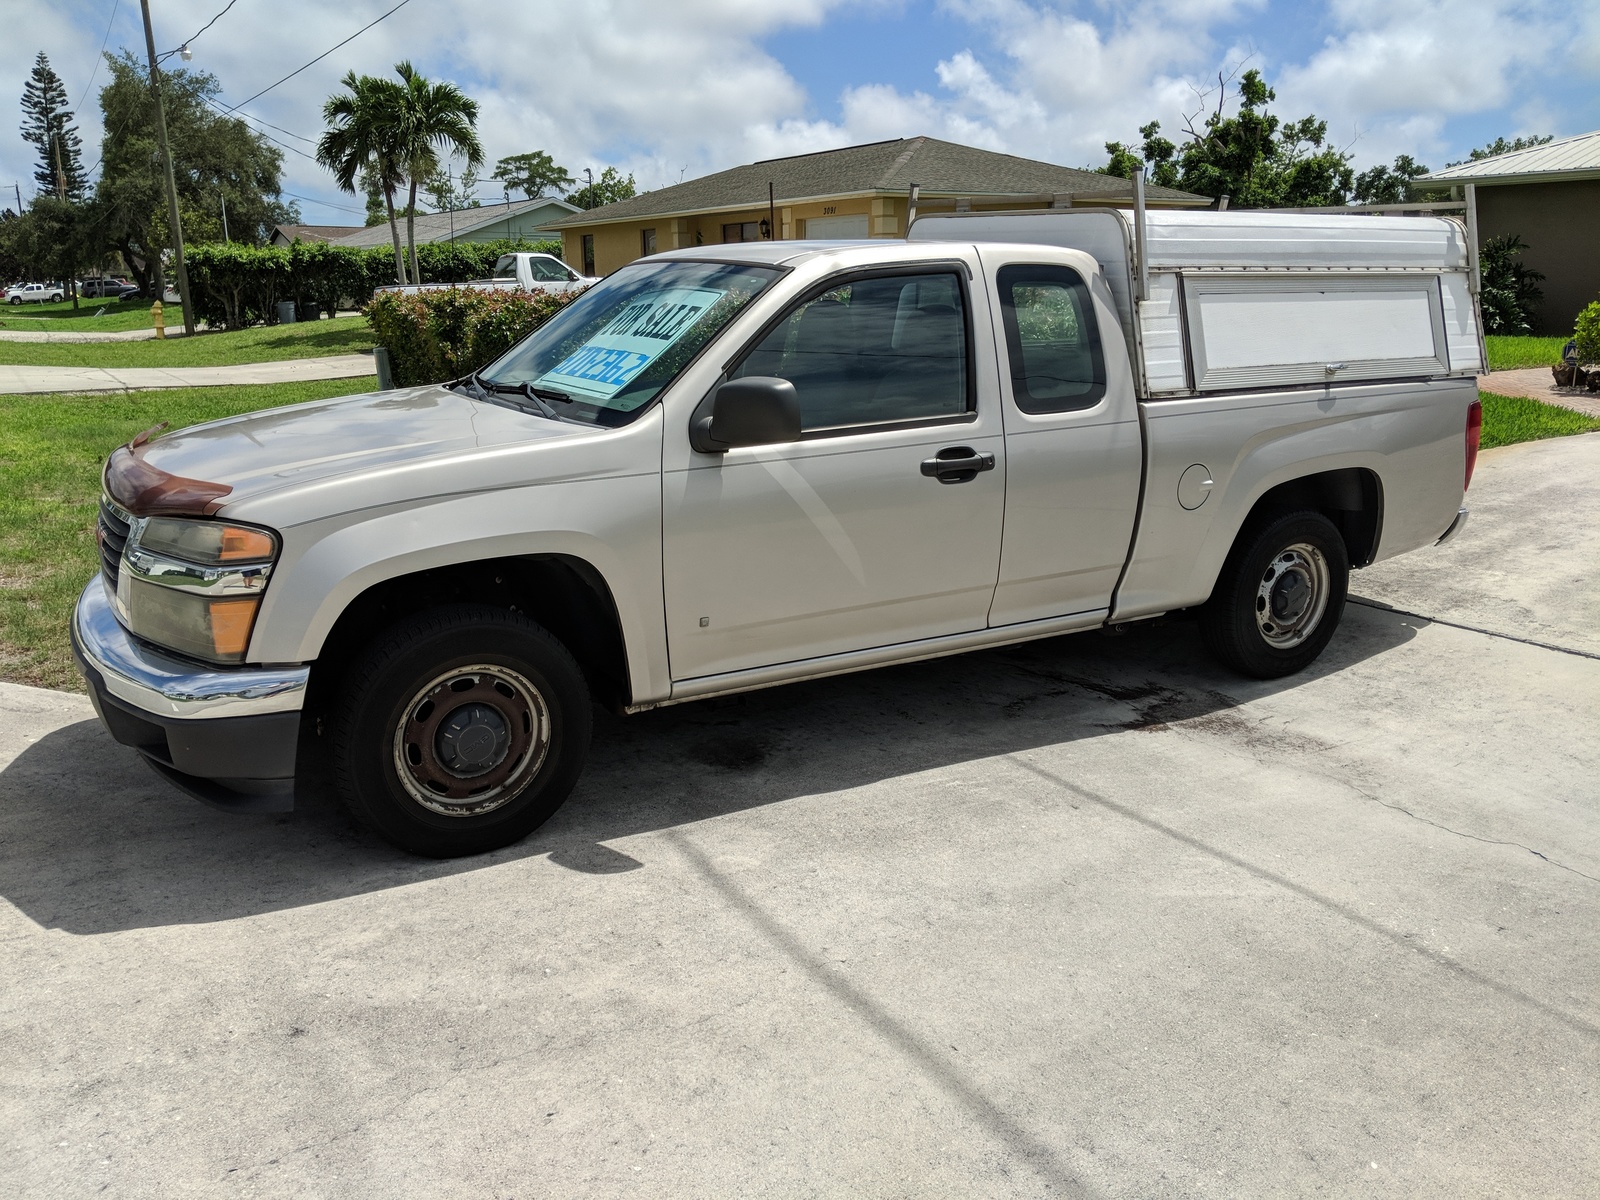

{"left": 73, "top": 575, "right": 308, "bottom": 719}
{"left": 71, "top": 576, "right": 308, "bottom": 813}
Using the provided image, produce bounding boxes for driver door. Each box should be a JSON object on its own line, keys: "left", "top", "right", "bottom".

{"left": 662, "top": 265, "right": 1006, "bottom": 682}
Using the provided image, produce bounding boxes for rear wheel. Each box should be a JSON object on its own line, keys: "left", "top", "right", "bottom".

{"left": 1201, "top": 510, "right": 1349, "bottom": 679}
{"left": 332, "top": 604, "right": 591, "bottom": 857}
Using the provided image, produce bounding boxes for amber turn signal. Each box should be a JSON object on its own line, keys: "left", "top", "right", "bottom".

{"left": 219, "top": 526, "right": 278, "bottom": 561}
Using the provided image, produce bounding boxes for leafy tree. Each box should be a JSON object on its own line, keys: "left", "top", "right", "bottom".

{"left": 1352, "top": 154, "right": 1431, "bottom": 204}
{"left": 318, "top": 70, "right": 410, "bottom": 282}
{"left": 389, "top": 61, "right": 483, "bottom": 285}
{"left": 422, "top": 163, "right": 480, "bottom": 212}
{"left": 567, "top": 166, "right": 636, "bottom": 210}
{"left": 362, "top": 176, "right": 387, "bottom": 227}
{"left": 1447, "top": 135, "right": 1553, "bottom": 167}
{"left": 1478, "top": 234, "right": 1544, "bottom": 335}
{"left": 21, "top": 53, "right": 87, "bottom": 201}
{"left": 1097, "top": 69, "right": 1353, "bottom": 207}
{"left": 6, "top": 196, "right": 101, "bottom": 306}
{"left": 96, "top": 52, "right": 297, "bottom": 298}
{"left": 490, "top": 151, "right": 574, "bottom": 200}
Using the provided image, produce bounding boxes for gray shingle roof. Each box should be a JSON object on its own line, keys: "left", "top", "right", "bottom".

{"left": 330, "top": 197, "right": 578, "bottom": 247}
{"left": 1422, "top": 130, "right": 1600, "bottom": 184}
{"left": 272, "top": 223, "right": 363, "bottom": 243}
{"left": 546, "top": 136, "right": 1205, "bottom": 228}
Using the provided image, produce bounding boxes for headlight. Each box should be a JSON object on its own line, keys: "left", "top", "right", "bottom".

{"left": 116, "top": 513, "right": 281, "bottom": 665}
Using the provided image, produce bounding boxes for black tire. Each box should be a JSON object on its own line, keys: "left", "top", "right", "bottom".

{"left": 331, "top": 604, "right": 592, "bottom": 857}
{"left": 1201, "top": 510, "right": 1349, "bottom": 679}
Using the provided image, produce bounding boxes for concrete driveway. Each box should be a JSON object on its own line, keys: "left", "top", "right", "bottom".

{"left": 2, "top": 435, "right": 1596, "bottom": 1198}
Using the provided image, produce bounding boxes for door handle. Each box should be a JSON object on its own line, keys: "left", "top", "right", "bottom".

{"left": 920, "top": 446, "right": 996, "bottom": 484}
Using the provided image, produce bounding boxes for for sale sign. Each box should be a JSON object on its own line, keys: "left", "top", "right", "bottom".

{"left": 543, "top": 287, "right": 722, "bottom": 401}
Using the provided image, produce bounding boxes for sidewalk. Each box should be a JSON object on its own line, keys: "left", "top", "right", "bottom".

{"left": 1478, "top": 367, "right": 1600, "bottom": 418}
{"left": 0, "top": 327, "right": 189, "bottom": 344}
{"left": 0, "top": 354, "right": 377, "bottom": 395}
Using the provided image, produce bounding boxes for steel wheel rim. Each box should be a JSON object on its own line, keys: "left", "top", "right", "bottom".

{"left": 1255, "top": 542, "right": 1330, "bottom": 648}
{"left": 391, "top": 664, "right": 551, "bottom": 817}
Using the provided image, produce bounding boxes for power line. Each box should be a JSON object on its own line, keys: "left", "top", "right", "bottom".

{"left": 279, "top": 189, "right": 367, "bottom": 216}
{"left": 200, "top": 95, "right": 318, "bottom": 160}
{"left": 223, "top": 0, "right": 414, "bottom": 113}
{"left": 76, "top": 0, "right": 123, "bottom": 111}
{"left": 178, "top": 0, "right": 242, "bottom": 53}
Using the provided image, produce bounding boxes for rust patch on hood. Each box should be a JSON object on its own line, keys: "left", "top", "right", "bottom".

{"left": 103, "top": 423, "right": 233, "bottom": 516}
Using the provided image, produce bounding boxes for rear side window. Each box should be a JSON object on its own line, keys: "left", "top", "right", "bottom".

{"left": 997, "top": 265, "right": 1106, "bottom": 413}
{"left": 732, "top": 270, "right": 971, "bottom": 434}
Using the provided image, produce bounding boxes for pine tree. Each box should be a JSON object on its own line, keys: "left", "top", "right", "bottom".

{"left": 20, "top": 52, "right": 87, "bottom": 201}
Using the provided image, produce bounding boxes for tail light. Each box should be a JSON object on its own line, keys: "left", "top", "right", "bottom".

{"left": 1464, "top": 400, "right": 1482, "bottom": 491}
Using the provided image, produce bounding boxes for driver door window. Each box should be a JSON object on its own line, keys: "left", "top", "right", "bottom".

{"left": 731, "top": 272, "right": 971, "bottom": 434}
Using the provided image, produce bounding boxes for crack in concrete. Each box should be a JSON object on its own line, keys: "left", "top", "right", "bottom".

{"left": 1007, "top": 756, "right": 1600, "bottom": 1044}
{"left": 1348, "top": 598, "right": 1600, "bottom": 661}
{"left": 1341, "top": 783, "right": 1600, "bottom": 885}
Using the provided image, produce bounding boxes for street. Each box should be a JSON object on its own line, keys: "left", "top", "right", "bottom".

{"left": 1, "top": 434, "right": 1596, "bottom": 1198}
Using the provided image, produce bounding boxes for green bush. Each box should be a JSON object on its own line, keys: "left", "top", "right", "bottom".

{"left": 1478, "top": 234, "right": 1545, "bottom": 336}
{"left": 1573, "top": 301, "right": 1600, "bottom": 366}
{"left": 184, "top": 238, "right": 567, "bottom": 329}
{"left": 365, "top": 286, "right": 581, "bottom": 387}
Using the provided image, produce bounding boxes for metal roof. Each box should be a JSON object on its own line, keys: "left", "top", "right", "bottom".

{"left": 1422, "top": 129, "right": 1600, "bottom": 185}
{"left": 330, "top": 197, "right": 578, "bottom": 247}
{"left": 545, "top": 136, "right": 1207, "bottom": 229}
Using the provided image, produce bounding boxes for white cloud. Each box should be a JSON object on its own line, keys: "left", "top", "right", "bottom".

{"left": 0, "top": 0, "right": 1587, "bottom": 224}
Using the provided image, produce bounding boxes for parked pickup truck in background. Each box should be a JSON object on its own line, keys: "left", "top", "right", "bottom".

{"left": 7, "top": 281, "right": 66, "bottom": 304}
{"left": 74, "top": 209, "right": 1484, "bottom": 857}
{"left": 377, "top": 251, "right": 596, "bottom": 298}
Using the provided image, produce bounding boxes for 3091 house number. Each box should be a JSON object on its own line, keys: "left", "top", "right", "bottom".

{"left": 821, "top": 206, "right": 837, "bottom": 215}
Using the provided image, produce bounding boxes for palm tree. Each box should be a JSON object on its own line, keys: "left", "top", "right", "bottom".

{"left": 390, "top": 61, "right": 483, "bottom": 285}
{"left": 316, "top": 71, "right": 409, "bottom": 283}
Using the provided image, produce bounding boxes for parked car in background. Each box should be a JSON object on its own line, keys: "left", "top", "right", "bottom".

{"left": 79, "top": 277, "right": 140, "bottom": 300}
{"left": 377, "top": 252, "right": 596, "bottom": 298}
{"left": 6, "top": 281, "right": 66, "bottom": 304}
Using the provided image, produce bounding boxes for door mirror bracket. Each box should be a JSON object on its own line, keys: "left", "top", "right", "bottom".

{"left": 690, "top": 377, "right": 802, "bottom": 453}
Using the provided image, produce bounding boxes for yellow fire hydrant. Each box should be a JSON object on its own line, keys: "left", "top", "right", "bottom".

{"left": 151, "top": 300, "right": 165, "bottom": 340}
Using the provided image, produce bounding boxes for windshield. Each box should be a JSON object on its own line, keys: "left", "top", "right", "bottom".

{"left": 476, "top": 259, "right": 783, "bottom": 427}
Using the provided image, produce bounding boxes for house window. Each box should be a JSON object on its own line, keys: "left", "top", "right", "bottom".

{"left": 722, "top": 221, "right": 762, "bottom": 243}
{"left": 581, "top": 234, "right": 595, "bottom": 277}
{"left": 641, "top": 228, "right": 657, "bottom": 256}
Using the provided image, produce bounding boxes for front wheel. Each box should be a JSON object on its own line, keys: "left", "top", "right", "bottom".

{"left": 332, "top": 605, "right": 592, "bottom": 857}
{"left": 1200, "top": 510, "right": 1349, "bottom": 679}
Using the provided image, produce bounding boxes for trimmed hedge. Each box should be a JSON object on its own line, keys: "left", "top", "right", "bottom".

{"left": 1575, "top": 301, "right": 1600, "bottom": 366}
{"left": 365, "top": 286, "right": 582, "bottom": 387}
{"left": 183, "top": 237, "right": 564, "bottom": 329}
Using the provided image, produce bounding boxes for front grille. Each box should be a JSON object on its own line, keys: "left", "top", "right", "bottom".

{"left": 97, "top": 499, "right": 130, "bottom": 589}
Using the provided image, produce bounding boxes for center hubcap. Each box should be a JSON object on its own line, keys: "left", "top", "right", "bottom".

{"left": 436, "top": 703, "right": 510, "bottom": 775}
{"left": 1271, "top": 571, "right": 1312, "bottom": 621}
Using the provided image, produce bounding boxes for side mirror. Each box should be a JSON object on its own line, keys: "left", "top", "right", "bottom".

{"left": 690, "top": 377, "right": 801, "bottom": 453}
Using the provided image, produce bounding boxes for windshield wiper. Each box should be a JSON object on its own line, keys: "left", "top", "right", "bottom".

{"left": 468, "top": 371, "right": 580, "bottom": 424}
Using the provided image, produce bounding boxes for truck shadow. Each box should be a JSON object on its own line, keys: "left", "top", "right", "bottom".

{"left": 0, "top": 604, "right": 1418, "bottom": 934}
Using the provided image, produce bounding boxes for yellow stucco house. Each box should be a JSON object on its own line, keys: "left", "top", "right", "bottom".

{"left": 541, "top": 136, "right": 1209, "bottom": 277}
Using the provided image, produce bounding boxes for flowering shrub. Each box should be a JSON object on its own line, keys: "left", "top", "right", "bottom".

{"left": 365, "top": 286, "right": 581, "bottom": 387}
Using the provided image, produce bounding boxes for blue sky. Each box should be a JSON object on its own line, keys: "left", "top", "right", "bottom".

{"left": 5, "top": 1, "right": 1597, "bottom": 225}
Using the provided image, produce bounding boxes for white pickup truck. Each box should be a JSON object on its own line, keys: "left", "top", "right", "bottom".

{"left": 377, "top": 251, "right": 595, "bottom": 298}
{"left": 74, "top": 208, "right": 1484, "bottom": 857}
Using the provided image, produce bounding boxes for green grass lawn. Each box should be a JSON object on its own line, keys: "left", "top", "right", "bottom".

{"left": 1479, "top": 390, "right": 1600, "bottom": 450}
{"left": 0, "top": 377, "right": 376, "bottom": 691}
{"left": 0, "top": 317, "right": 374, "bottom": 367}
{"left": 1485, "top": 335, "right": 1567, "bottom": 372}
{"left": 0, "top": 296, "right": 155, "bottom": 332}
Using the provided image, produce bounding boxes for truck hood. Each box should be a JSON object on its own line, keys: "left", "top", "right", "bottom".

{"left": 138, "top": 383, "right": 580, "bottom": 508}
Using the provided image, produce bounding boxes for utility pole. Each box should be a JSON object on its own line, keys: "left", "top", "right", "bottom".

{"left": 139, "top": 0, "right": 196, "bottom": 335}
{"left": 220, "top": 192, "right": 229, "bottom": 242}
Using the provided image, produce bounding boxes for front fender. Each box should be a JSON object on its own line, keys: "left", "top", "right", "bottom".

{"left": 246, "top": 472, "right": 670, "bottom": 705}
